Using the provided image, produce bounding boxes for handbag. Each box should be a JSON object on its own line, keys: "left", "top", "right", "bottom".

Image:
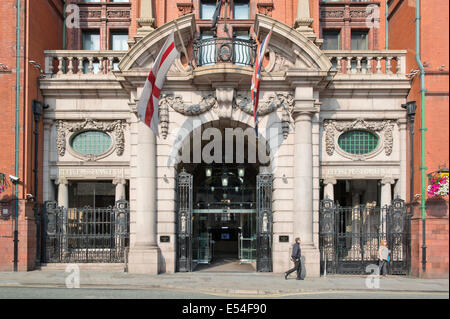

{"left": 387, "top": 255, "right": 390, "bottom": 262}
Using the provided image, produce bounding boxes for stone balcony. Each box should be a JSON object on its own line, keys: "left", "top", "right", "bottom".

{"left": 324, "top": 50, "right": 407, "bottom": 77}
{"left": 43, "top": 49, "right": 407, "bottom": 80}
{"left": 44, "top": 50, "right": 127, "bottom": 78}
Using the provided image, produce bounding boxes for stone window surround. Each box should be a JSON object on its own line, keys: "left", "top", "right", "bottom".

{"left": 67, "top": 1, "right": 131, "bottom": 51}
{"left": 319, "top": 1, "right": 380, "bottom": 50}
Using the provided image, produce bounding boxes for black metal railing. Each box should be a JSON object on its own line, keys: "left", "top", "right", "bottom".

{"left": 43, "top": 200, "right": 129, "bottom": 263}
{"left": 319, "top": 198, "right": 410, "bottom": 275}
{"left": 193, "top": 37, "right": 257, "bottom": 67}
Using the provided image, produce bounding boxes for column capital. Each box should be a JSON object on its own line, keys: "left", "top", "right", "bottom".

{"left": 323, "top": 178, "right": 337, "bottom": 185}
{"left": 55, "top": 177, "right": 68, "bottom": 186}
{"left": 43, "top": 118, "right": 54, "bottom": 129}
{"left": 291, "top": 107, "right": 317, "bottom": 121}
{"left": 381, "top": 177, "right": 395, "bottom": 185}
{"left": 113, "top": 178, "right": 126, "bottom": 185}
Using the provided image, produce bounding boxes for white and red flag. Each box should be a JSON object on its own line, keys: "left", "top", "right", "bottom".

{"left": 137, "top": 32, "right": 179, "bottom": 136}
{"left": 250, "top": 30, "right": 272, "bottom": 132}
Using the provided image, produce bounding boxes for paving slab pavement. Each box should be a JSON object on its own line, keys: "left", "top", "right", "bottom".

{"left": 0, "top": 271, "right": 448, "bottom": 296}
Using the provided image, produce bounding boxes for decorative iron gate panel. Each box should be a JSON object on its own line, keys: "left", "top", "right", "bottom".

{"left": 256, "top": 174, "right": 273, "bottom": 272}
{"left": 43, "top": 200, "right": 129, "bottom": 263}
{"left": 319, "top": 198, "right": 410, "bottom": 275}
{"left": 176, "top": 169, "right": 193, "bottom": 272}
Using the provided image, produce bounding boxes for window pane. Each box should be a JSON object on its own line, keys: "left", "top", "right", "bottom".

{"left": 351, "top": 31, "right": 368, "bottom": 50}
{"left": 234, "top": 0, "right": 250, "bottom": 20}
{"left": 201, "top": 0, "right": 216, "bottom": 20}
{"left": 111, "top": 32, "right": 129, "bottom": 50}
{"left": 82, "top": 31, "right": 100, "bottom": 50}
{"left": 70, "top": 131, "right": 112, "bottom": 155}
{"left": 338, "top": 130, "right": 379, "bottom": 155}
{"left": 323, "top": 31, "right": 340, "bottom": 50}
{"left": 69, "top": 181, "right": 115, "bottom": 209}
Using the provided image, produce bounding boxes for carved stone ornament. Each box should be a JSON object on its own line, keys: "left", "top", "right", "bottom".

{"left": 234, "top": 93, "right": 294, "bottom": 117}
{"left": 160, "top": 93, "right": 218, "bottom": 116}
{"left": 57, "top": 119, "right": 126, "bottom": 159}
{"left": 323, "top": 119, "right": 396, "bottom": 157}
{"left": 257, "top": 3, "right": 275, "bottom": 17}
{"left": 177, "top": 3, "right": 194, "bottom": 16}
{"left": 264, "top": 50, "right": 295, "bottom": 73}
{"left": 235, "top": 93, "right": 294, "bottom": 139}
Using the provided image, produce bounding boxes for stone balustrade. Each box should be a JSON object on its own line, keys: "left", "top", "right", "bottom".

{"left": 44, "top": 51, "right": 127, "bottom": 76}
{"left": 324, "top": 50, "right": 407, "bottom": 76}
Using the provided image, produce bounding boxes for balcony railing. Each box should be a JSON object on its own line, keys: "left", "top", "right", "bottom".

{"left": 324, "top": 50, "right": 407, "bottom": 76}
{"left": 44, "top": 50, "right": 126, "bottom": 76}
{"left": 193, "top": 37, "right": 257, "bottom": 67}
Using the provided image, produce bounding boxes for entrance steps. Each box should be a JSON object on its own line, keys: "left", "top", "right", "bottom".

{"left": 39, "top": 263, "right": 126, "bottom": 272}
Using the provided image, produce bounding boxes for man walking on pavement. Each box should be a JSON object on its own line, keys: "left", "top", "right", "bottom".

{"left": 285, "top": 237, "right": 303, "bottom": 280}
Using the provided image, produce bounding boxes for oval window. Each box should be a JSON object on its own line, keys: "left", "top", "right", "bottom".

{"left": 338, "top": 130, "right": 379, "bottom": 155}
{"left": 70, "top": 131, "right": 112, "bottom": 155}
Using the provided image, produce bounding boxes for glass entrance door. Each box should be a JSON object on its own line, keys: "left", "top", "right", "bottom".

{"left": 239, "top": 212, "right": 256, "bottom": 263}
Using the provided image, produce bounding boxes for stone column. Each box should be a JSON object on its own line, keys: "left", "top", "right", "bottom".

{"left": 294, "top": 0, "right": 317, "bottom": 43}
{"left": 291, "top": 85, "right": 320, "bottom": 277}
{"left": 323, "top": 178, "right": 337, "bottom": 201}
{"left": 56, "top": 178, "right": 69, "bottom": 252}
{"left": 113, "top": 178, "right": 127, "bottom": 202}
{"left": 56, "top": 178, "right": 69, "bottom": 208}
{"left": 295, "top": 0, "right": 313, "bottom": 30}
{"left": 128, "top": 121, "right": 160, "bottom": 274}
{"left": 350, "top": 192, "right": 361, "bottom": 249}
{"left": 380, "top": 178, "right": 395, "bottom": 234}
{"left": 292, "top": 111, "right": 314, "bottom": 246}
{"left": 134, "top": 0, "right": 156, "bottom": 43}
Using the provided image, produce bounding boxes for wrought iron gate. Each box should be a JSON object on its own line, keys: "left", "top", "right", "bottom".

{"left": 319, "top": 198, "right": 410, "bottom": 275}
{"left": 256, "top": 174, "right": 273, "bottom": 272}
{"left": 43, "top": 200, "right": 130, "bottom": 263}
{"left": 176, "top": 169, "right": 193, "bottom": 272}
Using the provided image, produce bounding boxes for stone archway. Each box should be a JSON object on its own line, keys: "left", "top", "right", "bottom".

{"left": 172, "top": 120, "right": 274, "bottom": 272}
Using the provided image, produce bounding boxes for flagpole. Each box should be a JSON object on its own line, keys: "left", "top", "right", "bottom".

{"left": 173, "top": 20, "right": 193, "bottom": 70}
{"left": 253, "top": 22, "right": 275, "bottom": 139}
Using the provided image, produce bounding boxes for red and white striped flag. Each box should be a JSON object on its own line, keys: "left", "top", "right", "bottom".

{"left": 137, "top": 32, "right": 179, "bottom": 136}
{"left": 251, "top": 30, "right": 272, "bottom": 131}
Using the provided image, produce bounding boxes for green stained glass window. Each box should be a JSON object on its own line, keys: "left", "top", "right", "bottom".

{"left": 70, "top": 131, "right": 112, "bottom": 155}
{"left": 338, "top": 130, "right": 379, "bottom": 155}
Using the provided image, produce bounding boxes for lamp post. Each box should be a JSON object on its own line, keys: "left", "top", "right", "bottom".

{"left": 402, "top": 101, "right": 417, "bottom": 274}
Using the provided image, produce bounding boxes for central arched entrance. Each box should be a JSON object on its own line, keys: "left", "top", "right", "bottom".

{"left": 175, "top": 120, "right": 273, "bottom": 272}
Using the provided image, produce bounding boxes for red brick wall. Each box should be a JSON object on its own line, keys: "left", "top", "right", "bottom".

{"left": 389, "top": 0, "right": 449, "bottom": 278}
{"left": 0, "top": 0, "right": 63, "bottom": 271}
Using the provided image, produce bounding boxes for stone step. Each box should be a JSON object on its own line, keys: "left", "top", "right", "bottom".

{"left": 39, "top": 263, "right": 126, "bottom": 272}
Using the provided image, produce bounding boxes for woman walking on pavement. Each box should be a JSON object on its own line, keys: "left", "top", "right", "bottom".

{"left": 285, "top": 237, "right": 303, "bottom": 280}
{"left": 378, "top": 240, "right": 391, "bottom": 277}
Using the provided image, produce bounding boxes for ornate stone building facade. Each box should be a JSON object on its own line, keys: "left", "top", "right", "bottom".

{"left": 38, "top": 0, "right": 411, "bottom": 276}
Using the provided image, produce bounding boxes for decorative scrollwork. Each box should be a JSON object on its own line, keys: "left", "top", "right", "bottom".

{"left": 234, "top": 93, "right": 294, "bottom": 117}
{"left": 57, "top": 119, "right": 126, "bottom": 157}
{"left": 323, "top": 119, "right": 396, "bottom": 157}
{"left": 160, "top": 93, "right": 218, "bottom": 116}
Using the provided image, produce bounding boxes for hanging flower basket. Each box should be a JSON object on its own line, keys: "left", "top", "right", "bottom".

{"left": 427, "top": 175, "right": 449, "bottom": 198}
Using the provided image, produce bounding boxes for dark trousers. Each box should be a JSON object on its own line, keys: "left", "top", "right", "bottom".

{"left": 379, "top": 259, "right": 388, "bottom": 275}
{"left": 286, "top": 259, "right": 301, "bottom": 278}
